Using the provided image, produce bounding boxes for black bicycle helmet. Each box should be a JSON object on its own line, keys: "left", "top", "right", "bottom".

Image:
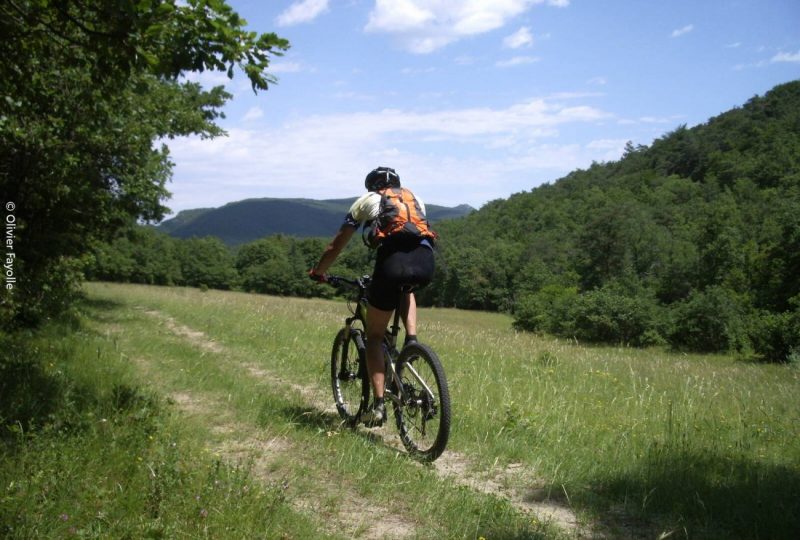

{"left": 364, "top": 166, "right": 401, "bottom": 192}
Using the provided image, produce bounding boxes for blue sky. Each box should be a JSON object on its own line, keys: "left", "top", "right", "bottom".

{"left": 165, "top": 0, "right": 800, "bottom": 214}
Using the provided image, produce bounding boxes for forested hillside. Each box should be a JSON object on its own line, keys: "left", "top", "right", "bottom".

{"left": 158, "top": 197, "right": 475, "bottom": 244}
{"left": 419, "top": 81, "right": 800, "bottom": 359}
{"left": 88, "top": 81, "right": 800, "bottom": 360}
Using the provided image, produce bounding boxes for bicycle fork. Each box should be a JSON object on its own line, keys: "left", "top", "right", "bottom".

{"left": 340, "top": 326, "right": 367, "bottom": 382}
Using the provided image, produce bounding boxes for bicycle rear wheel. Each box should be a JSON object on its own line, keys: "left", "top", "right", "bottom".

{"left": 331, "top": 327, "right": 369, "bottom": 427}
{"left": 392, "top": 342, "right": 450, "bottom": 461}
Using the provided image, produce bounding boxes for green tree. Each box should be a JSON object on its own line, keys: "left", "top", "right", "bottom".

{"left": 235, "top": 235, "right": 370, "bottom": 298}
{"left": 668, "top": 286, "right": 750, "bottom": 353}
{"left": 178, "top": 237, "right": 237, "bottom": 290}
{"left": 88, "top": 227, "right": 182, "bottom": 285}
{"left": 430, "top": 83, "right": 800, "bottom": 353}
{"left": 236, "top": 237, "right": 298, "bottom": 296}
{"left": 0, "top": 0, "right": 288, "bottom": 327}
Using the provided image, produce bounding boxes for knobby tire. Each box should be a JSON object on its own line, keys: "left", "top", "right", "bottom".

{"left": 392, "top": 342, "right": 451, "bottom": 462}
{"left": 331, "top": 327, "right": 369, "bottom": 427}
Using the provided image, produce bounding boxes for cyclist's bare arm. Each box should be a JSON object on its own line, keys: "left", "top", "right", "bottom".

{"left": 313, "top": 225, "right": 356, "bottom": 274}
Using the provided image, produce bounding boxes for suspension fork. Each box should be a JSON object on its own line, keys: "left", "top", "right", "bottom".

{"left": 341, "top": 316, "right": 367, "bottom": 379}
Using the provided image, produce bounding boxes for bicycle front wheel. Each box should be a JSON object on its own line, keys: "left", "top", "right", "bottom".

{"left": 331, "top": 327, "right": 369, "bottom": 427}
{"left": 392, "top": 342, "right": 450, "bottom": 461}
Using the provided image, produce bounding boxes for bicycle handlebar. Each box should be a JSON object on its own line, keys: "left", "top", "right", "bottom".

{"left": 325, "top": 274, "right": 370, "bottom": 290}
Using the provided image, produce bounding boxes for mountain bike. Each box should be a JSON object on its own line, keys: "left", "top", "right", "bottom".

{"left": 327, "top": 274, "right": 450, "bottom": 462}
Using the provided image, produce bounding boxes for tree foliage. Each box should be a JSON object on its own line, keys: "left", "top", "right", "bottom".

{"left": 0, "top": 0, "right": 288, "bottom": 327}
{"left": 85, "top": 229, "right": 357, "bottom": 300}
{"left": 434, "top": 82, "right": 800, "bottom": 360}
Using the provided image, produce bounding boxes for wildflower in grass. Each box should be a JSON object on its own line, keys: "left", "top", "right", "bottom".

{"left": 59, "top": 513, "right": 69, "bottom": 521}
{"left": 199, "top": 508, "right": 208, "bottom": 518}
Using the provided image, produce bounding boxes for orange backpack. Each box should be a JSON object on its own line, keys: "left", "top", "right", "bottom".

{"left": 368, "top": 187, "right": 437, "bottom": 247}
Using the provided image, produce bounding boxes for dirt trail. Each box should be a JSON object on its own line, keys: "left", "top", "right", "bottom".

{"left": 432, "top": 452, "right": 583, "bottom": 533}
{"left": 139, "top": 308, "right": 591, "bottom": 538}
{"left": 139, "top": 309, "right": 416, "bottom": 539}
{"left": 143, "top": 310, "right": 225, "bottom": 354}
{"left": 171, "top": 389, "right": 414, "bottom": 540}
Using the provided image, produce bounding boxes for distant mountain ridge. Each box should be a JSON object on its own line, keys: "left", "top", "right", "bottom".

{"left": 158, "top": 197, "right": 474, "bottom": 245}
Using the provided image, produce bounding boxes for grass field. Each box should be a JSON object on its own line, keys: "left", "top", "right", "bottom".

{"left": 2, "top": 282, "right": 799, "bottom": 539}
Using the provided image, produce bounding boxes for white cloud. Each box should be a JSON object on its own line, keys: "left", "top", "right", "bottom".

{"left": 496, "top": 56, "right": 539, "bottom": 68}
{"left": 276, "top": 0, "right": 329, "bottom": 26}
{"left": 242, "top": 107, "right": 264, "bottom": 121}
{"left": 164, "top": 97, "right": 611, "bottom": 210}
{"left": 733, "top": 60, "right": 768, "bottom": 70}
{"left": 586, "top": 138, "right": 627, "bottom": 161}
{"left": 504, "top": 27, "right": 533, "bottom": 49}
{"left": 365, "top": 0, "right": 435, "bottom": 32}
{"left": 671, "top": 24, "right": 694, "bottom": 38}
{"left": 587, "top": 76, "right": 607, "bottom": 86}
{"left": 771, "top": 50, "right": 800, "bottom": 63}
{"left": 365, "top": 0, "right": 567, "bottom": 54}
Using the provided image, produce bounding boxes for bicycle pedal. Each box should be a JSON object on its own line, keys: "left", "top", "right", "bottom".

{"left": 362, "top": 402, "right": 386, "bottom": 427}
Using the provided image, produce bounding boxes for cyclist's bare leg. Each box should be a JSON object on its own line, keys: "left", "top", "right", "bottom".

{"left": 400, "top": 293, "right": 416, "bottom": 336}
{"left": 366, "top": 304, "right": 393, "bottom": 400}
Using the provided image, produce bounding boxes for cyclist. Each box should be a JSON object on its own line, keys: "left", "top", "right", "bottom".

{"left": 309, "top": 167, "right": 436, "bottom": 426}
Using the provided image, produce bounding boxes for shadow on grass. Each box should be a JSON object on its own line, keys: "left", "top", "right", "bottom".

{"left": 0, "top": 337, "right": 64, "bottom": 441}
{"left": 1, "top": 304, "right": 159, "bottom": 447}
{"left": 278, "top": 404, "right": 342, "bottom": 431}
{"left": 79, "top": 296, "right": 126, "bottom": 323}
{"left": 583, "top": 445, "right": 800, "bottom": 539}
{"left": 263, "top": 403, "right": 402, "bottom": 454}
{"left": 81, "top": 296, "right": 125, "bottom": 312}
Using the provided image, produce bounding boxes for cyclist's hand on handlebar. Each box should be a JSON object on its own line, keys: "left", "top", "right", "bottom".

{"left": 308, "top": 269, "right": 327, "bottom": 283}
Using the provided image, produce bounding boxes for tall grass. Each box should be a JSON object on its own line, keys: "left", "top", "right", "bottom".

{"left": 76, "top": 284, "right": 557, "bottom": 539}
{"left": 0, "top": 312, "right": 328, "bottom": 539}
{"left": 424, "top": 310, "right": 800, "bottom": 537}
{"left": 4, "top": 282, "right": 798, "bottom": 539}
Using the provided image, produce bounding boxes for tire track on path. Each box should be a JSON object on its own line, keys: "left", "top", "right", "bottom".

{"left": 140, "top": 308, "right": 593, "bottom": 537}
{"left": 137, "top": 308, "right": 415, "bottom": 540}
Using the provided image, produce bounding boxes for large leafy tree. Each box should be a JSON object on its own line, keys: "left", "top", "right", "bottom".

{"left": 0, "top": 0, "right": 288, "bottom": 326}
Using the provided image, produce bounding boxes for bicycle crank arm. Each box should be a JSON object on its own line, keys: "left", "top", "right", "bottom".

{"left": 383, "top": 388, "right": 403, "bottom": 406}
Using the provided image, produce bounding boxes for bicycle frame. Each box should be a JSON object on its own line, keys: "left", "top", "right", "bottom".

{"left": 329, "top": 275, "right": 433, "bottom": 410}
{"left": 327, "top": 273, "right": 451, "bottom": 461}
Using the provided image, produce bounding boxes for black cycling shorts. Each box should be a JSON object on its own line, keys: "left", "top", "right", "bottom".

{"left": 368, "top": 240, "right": 435, "bottom": 311}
